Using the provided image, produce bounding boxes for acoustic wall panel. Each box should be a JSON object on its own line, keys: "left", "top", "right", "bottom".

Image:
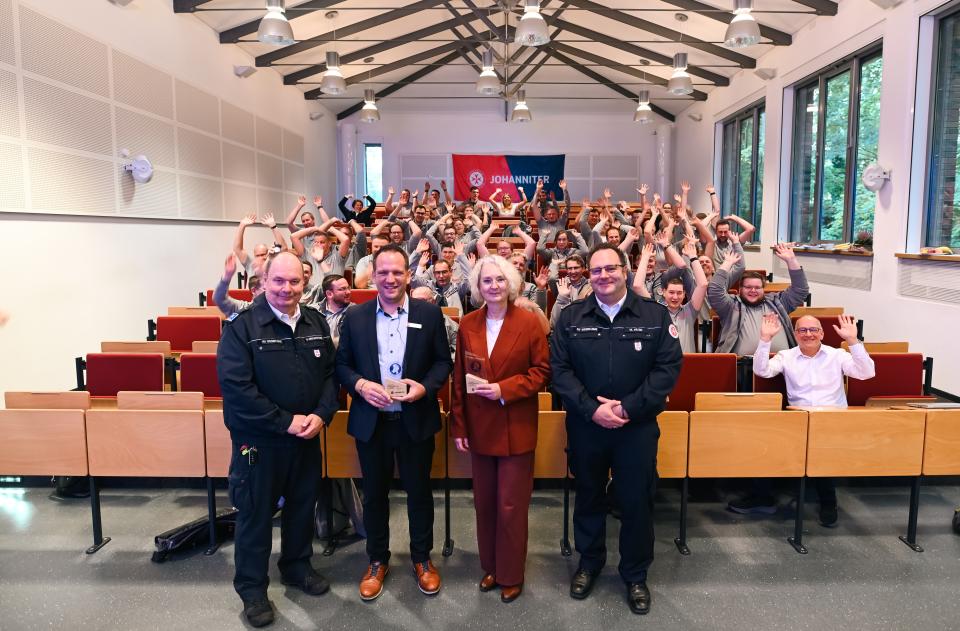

{"left": 593, "top": 155, "right": 639, "bottom": 179}
{"left": 0, "top": 142, "right": 24, "bottom": 208}
{"left": 257, "top": 187, "right": 283, "bottom": 217}
{"left": 118, "top": 168, "right": 177, "bottom": 218}
{"left": 256, "top": 152, "right": 282, "bottom": 190}
{"left": 176, "top": 80, "right": 219, "bottom": 136}
{"left": 283, "top": 161, "right": 304, "bottom": 194}
{"left": 115, "top": 107, "right": 176, "bottom": 168}
{"left": 22, "top": 77, "right": 112, "bottom": 155}
{"left": 177, "top": 128, "right": 221, "bottom": 178}
{"left": 19, "top": 6, "right": 109, "bottom": 97}
{"left": 223, "top": 142, "right": 256, "bottom": 183}
{"left": 283, "top": 128, "right": 304, "bottom": 164}
{"left": 221, "top": 101, "right": 255, "bottom": 147}
{"left": 223, "top": 183, "right": 257, "bottom": 221}
{"left": 565, "top": 155, "right": 590, "bottom": 178}
{"left": 0, "top": 68, "right": 18, "bottom": 138}
{"left": 0, "top": 0, "right": 14, "bottom": 67}
{"left": 898, "top": 259, "right": 960, "bottom": 305}
{"left": 255, "top": 116, "right": 282, "bottom": 156}
{"left": 112, "top": 52, "right": 174, "bottom": 120}
{"left": 28, "top": 147, "right": 115, "bottom": 214}
{"left": 179, "top": 175, "right": 223, "bottom": 220}
{"left": 401, "top": 154, "right": 447, "bottom": 179}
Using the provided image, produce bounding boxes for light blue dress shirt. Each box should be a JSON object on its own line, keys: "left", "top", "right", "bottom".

{"left": 376, "top": 295, "right": 409, "bottom": 412}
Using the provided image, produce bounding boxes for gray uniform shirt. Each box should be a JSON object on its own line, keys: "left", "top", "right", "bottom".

{"left": 736, "top": 302, "right": 790, "bottom": 355}
{"left": 669, "top": 302, "right": 700, "bottom": 354}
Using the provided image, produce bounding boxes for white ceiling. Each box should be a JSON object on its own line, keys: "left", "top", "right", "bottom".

{"left": 182, "top": 0, "right": 832, "bottom": 121}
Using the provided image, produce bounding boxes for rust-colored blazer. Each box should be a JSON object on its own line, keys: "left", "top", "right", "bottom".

{"left": 450, "top": 302, "right": 551, "bottom": 457}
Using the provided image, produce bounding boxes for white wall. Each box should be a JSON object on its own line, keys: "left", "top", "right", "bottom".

{"left": 348, "top": 112, "right": 664, "bottom": 202}
{"left": 0, "top": 0, "right": 336, "bottom": 393}
{"left": 673, "top": 0, "right": 960, "bottom": 393}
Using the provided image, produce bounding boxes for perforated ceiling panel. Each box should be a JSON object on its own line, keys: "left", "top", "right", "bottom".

{"left": 116, "top": 107, "right": 175, "bottom": 168}
{"left": 112, "top": 51, "right": 174, "bottom": 120}
{"left": 23, "top": 77, "right": 112, "bottom": 155}
{"left": 223, "top": 182, "right": 257, "bottom": 221}
{"left": 221, "top": 101, "right": 255, "bottom": 147}
{"left": 19, "top": 6, "right": 109, "bottom": 97}
{"left": 0, "top": 68, "right": 19, "bottom": 138}
{"left": 118, "top": 168, "right": 177, "bottom": 218}
{"left": 283, "top": 128, "right": 304, "bottom": 164}
{"left": 176, "top": 80, "right": 219, "bottom": 136}
{"left": 257, "top": 152, "right": 282, "bottom": 190}
{"left": 0, "top": 142, "right": 25, "bottom": 209}
{"left": 0, "top": 0, "right": 14, "bottom": 67}
{"left": 177, "top": 128, "right": 221, "bottom": 178}
{"left": 179, "top": 175, "right": 222, "bottom": 220}
{"left": 28, "top": 147, "right": 115, "bottom": 214}
{"left": 223, "top": 142, "right": 256, "bottom": 183}
{"left": 258, "top": 187, "right": 283, "bottom": 217}
{"left": 256, "top": 117, "right": 282, "bottom": 156}
{"left": 283, "top": 161, "right": 304, "bottom": 195}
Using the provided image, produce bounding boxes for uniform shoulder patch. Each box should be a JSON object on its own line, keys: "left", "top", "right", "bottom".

{"left": 668, "top": 323, "right": 679, "bottom": 339}
{"left": 227, "top": 312, "right": 239, "bottom": 322}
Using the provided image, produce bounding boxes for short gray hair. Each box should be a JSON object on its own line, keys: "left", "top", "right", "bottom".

{"left": 468, "top": 255, "right": 523, "bottom": 307}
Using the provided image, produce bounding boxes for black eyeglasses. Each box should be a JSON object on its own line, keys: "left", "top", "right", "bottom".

{"left": 588, "top": 264, "right": 625, "bottom": 277}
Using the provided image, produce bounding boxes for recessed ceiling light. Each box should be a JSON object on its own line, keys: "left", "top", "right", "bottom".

{"left": 675, "top": 12, "right": 688, "bottom": 21}
{"left": 325, "top": 10, "right": 339, "bottom": 19}
{"left": 363, "top": 56, "right": 375, "bottom": 63}
{"left": 638, "top": 59, "right": 650, "bottom": 65}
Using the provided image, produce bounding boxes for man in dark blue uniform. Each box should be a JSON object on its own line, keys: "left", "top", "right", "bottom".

{"left": 550, "top": 243, "right": 683, "bottom": 616}
{"left": 217, "top": 251, "right": 339, "bottom": 628}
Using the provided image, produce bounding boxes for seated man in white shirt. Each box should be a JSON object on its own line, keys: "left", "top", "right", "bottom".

{"left": 735, "top": 313, "right": 875, "bottom": 527}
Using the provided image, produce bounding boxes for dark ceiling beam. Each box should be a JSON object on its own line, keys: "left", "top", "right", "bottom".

{"left": 550, "top": 41, "right": 708, "bottom": 101}
{"left": 787, "top": 0, "right": 838, "bottom": 15}
{"left": 545, "top": 48, "right": 675, "bottom": 122}
{"left": 253, "top": 0, "right": 450, "bottom": 64}
{"left": 443, "top": 2, "right": 502, "bottom": 63}
{"left": 173, "top": 0, "right": 213, "bottom": 12}
{"left": 561, "top": 0, "right": 756, "bottom": 68}
{"left": 503, "top": 0, "right": 567, "bottom": 93}
{"left": 334, "top": 47, "right": 473, "bottom": 120}
{"left": 305, "top": 39, "right": 467, "bottom": 98}
{"left": 654, "top": 0, "right": 791, "bottom": 45}
{"left": 459, "top": 0, "right": 503, "bottom": 41}
{"left": 544, "top": 15, "right": 728, "bottom": 86}
{"left": 282, "top": 9, "right": 480, "bottom": 84}
{"left": 218, "top": 0, "right": 345, "bottom": 43}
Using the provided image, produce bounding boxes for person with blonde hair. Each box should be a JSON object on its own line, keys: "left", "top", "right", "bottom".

{"left": 451, "top": 255, "right": 551, "bottom": 603}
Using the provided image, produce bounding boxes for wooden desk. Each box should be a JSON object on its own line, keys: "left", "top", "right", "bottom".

{"left": 0, "top": 409, "right": 88, "bottom": 476}
{"left": 657, "top": 411, "right": 688, "bottom": 479}
{"left": 806, "top": 409, "right": 925, "bottom": 477}
{"left": 688, "top": 411, "right": 808, "bottom": 478}
{"left": 203, "top": 408, "right": 231, "bottom": 478}
{"left": 695, "top": 392, "right": 782, "bottom": 411}
{"left": 533, "top": 411, "right": 567, "bottom": 478}
{"left": 921, "top": 409, "right": 960, "bottom": 476}
{"left": 86, "top": 409, "right": 206, "bottom": 477}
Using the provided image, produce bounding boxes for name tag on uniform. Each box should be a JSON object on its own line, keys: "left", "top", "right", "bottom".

{"left": 407, "top": 322, "right": 422, "bottom": 329}
{"left": 634, "top": 341, "right": 642, "bottom": 351}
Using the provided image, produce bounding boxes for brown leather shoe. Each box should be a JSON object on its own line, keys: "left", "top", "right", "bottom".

{"left": 359, "top": 562, "right": 389, "bottom": 601}
{"left": 500, "top": 584, "right": 522, "bottom": 603}
{"left": 413, "top": 560, "right": 441, "bottom": 595}
{"left": 479, "top": 574, "right": 497, "bottom": 592}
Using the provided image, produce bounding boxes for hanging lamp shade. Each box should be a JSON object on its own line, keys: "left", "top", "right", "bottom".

{"left": 476, "top": 49, "right": 502, "bottom": 95}
{"left": 514, "top": 0, "right": 549, "bottom": 47}
{"left": 511, "top": 90, "right": 532, "bottom": 122}
{"left": 633, "top": 90, "right": 654, "bottom": 124}
{"left": 257, "top": 0, "right": 295, "bottom": 46}
{"left": 319, "top": 51, "right": 347, "bottom": 95}
{"left": 724, "top": 0, "right": 761, "bottom": 48}
{"left": 667, "top": 53, "right": 693, "bottom": 95}
{"left": 359, "top": 89, "right": 380, "bottom": 123}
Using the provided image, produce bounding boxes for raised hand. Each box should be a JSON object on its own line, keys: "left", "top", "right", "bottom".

{"left": 556, "top": 276, "right": 572, "bottom": 298}
{"left": 424, "top": 181, "right": 430, "bottom": 192}
{"left": 346, "top": 193, "right": 354, "bottom": 199}
{"left": 261, "top": 212, "right": 276, "bottom": 228}
{"left": 673, "top": 193, "right": 682, "bottom": 205}
{"left": 454, "top": 240, "right": 465, "bottom": 256}
{"left": 720, "top": 250, "right": 742, "bottom": 271}
{"left": 416, "top": 238, "right": 431, "bottom": 254}
{"left": 681, "top": 181, "right": 691, "bottom": 193}
{"left": 637, "top": 183, "right": 649, "bottom": 196}
{"left": 705, "top": 184, "right": 716, "bottom": 195}
{"left": 440, "top": 180, "right": 447, "bottom": 190}
{"left": 412, "top": 189, "right": 419, "bottom": 199}
{"left": 314, "top": 195, "right": 323, "bottom": 207}
{"left": 832, "top": 314, "right": 859, "bottom": 344}
{"left": 466, "top": 252, "right": 477, "bottom": 267}
{"left": 536, "top": 179, "right": 544, "bottom": 190}
{"left": 654, "top": 230, "right": 671, "bottom": 248}
{"left": 558, "top": 179, "right": 566, "bottom": 190}
{"left": 760, "top": 313, "right": 782, "bottom": 342}
{"left": 297, "top": 195, "right": 307, "bottom": 206}
{"left": 387, "top": 186, "right": 395, "bottom": 196}
{"left": 310, "top": 240, "right": 326, "bottom": 261}
{"left": 682, "top": 238, "right": 698, "bottom": 259}
{"left": 773, "top": 242, "right": 796, "bottom": 262}
{"left": 534, "top": 265, "right": 550, "bottom": 290}
{"left": 628, "top": 226, "right": 641, "bottom": 241}
{"left": 222, "top": 253, "right": 237, "bottom": 282}
{"left": 603, "top": 187, "right": 612, "bottom": 200}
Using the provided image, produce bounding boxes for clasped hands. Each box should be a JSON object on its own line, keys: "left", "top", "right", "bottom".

{"left": 592, "top": 396, "right": 629, "bottom": 429}
{"left": 287, "top": 414, "right": 324, "bottom": 439}
{"left": 357, "top": 378, "right": 427, "bottom": 408}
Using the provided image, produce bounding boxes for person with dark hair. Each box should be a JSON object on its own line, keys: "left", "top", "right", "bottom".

{"left": 638, "top": 239, "right": 708, "bottom": 354}
{"left": 335, "top": 243, "right": 453, "bottom": 601}
{"left": 354, "top": 234, "right": 392, "bottom": 289}
{"left": 214, "top": 253, "right": 264, "bottom": 317}
{"left": 549, "top": 254, "right": 591, "bottom": 329}
{"left": 551, "top": 242, "right": 682, "bottom": 616}
{"left": 537, "top": 229, "right": 589, "bottom": 281}
{"left": 338, "top": 193, "right": 377, "bottom": 226}
{"left": 217, "top": 251, "right": 339, "bottom": 628}
{"left": 317, "top": 273, "right": 351, "bottom": 347}
{"left": 530, "top": 178, "right": 570, "bottom": 245}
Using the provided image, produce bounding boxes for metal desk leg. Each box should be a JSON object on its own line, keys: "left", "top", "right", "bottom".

{"left": 788, "top": 477, "right": 808, "bottom": 554}
{"left": 86, "top": 477, "right": 111, "bottom": 554}
{"left": 899, "top": 476, "right": 924, "bottom": 552}
{"left": 674, "top": 477, "right": 691, "bottom": 555}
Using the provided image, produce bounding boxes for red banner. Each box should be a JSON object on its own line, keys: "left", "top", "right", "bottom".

{"left": 452, "top": 154, "right": 517, "bottom": 201}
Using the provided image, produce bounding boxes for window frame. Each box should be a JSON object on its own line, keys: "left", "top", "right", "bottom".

{"left": 788, "top": 43, "right": 883, "bottom": 244}
{"left": 720, "top": 101, "right": 765, "bottom": 236}
{"left": 362, "top": 142, "right": 383, "bottom": 203}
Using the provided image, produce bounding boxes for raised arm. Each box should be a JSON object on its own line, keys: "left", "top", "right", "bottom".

{"left": 727, "top": 214, "right": 756, "bottom": 244}
{"left": 262, "top": 212, "right": 287, "bottom": 250}
{"left": 476, "top": 220, "right": 497, "bottom": 258}
{"left": 619, "top": 226, "right": 641, "bottom": 253}
{"left": 773, "top": 242, "right": 809, "bottom": 312}
{"left": 707, "top": 250, "right": 742, "bottom": 319}
{"left": 384, "top": 186, "right": 395, "bottom": 208}
{"left": 633, "top": 242, "right": 655, "bottom": 297}
{"left": 338, "top": 195, "right": 353, "bottom": 221}
{"left": 706, "top": 184, "right": 720, "bottom": 217}
{"left": 285, "top": 195, "right": 307, "bottom": 232}
{"left": 517, "top": 226, "right": 537, "bottom": 262}
{"left": 440, "top": 180, "right": 453, "bottom": 206}
{"left": 531, "top": 179, "right": 545, "bottom": 222}
{"left": 684, "top": 240, "right": 708, "bottom": 311}
{"left": 313, "top": 195, "right": 330, "bottom": 223}
{"left": 233, "top": 213, "right": 256, "bottom": 266}
{"left": 329, "top": 224, "right": 352, "bottom": 260}
{"left": 752, "top": 314, "right": 787, "bottom": 375}
{"left": 559, "top": 179, "right": 570, "bottom": 220}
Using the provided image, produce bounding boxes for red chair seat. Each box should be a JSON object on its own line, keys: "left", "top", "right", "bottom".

{"left": 86, "top": 353, "right": 165, "bottom": 397}
{"left": 846, "top": 353, "right": 925, "bottom": 407}
{"left": 156, "top": 316, "right": 222, "bottom": 353}
{"left": 179, "top": 353, "right": 221, "bottom": 398}
{"left": 666, "top": 353, "right": 737, "bottom": 412}
{"left": 351, "top": 289, "right": 378, "bottom": 304}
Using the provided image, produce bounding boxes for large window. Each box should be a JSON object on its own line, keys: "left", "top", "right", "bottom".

{"left": 363, "top": 143, "right": 383, "bottom": 202}
{"left": 721, "top": 103, "right": 765, "bottom": 237}
{"left": 789, "top": 47, "right": 883, "bottom": 243}
{"left": 925, "top": 10, "right": 960, "bottom": 249}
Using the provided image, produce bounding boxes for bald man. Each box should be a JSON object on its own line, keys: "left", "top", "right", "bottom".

{"left": 218, "top": 251, "right": 339, "bottom": 627}
{"left": 746, "top": 313, "right": 875, "bottom": 526}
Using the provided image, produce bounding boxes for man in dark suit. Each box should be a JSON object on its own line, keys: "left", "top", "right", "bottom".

{"left": 335, "top": 243, "right": 453, "bottom": 601}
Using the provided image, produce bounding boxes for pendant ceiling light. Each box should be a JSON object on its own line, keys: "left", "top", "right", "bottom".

{"left": 724, "top": 0, "right": 761, "bottom": 48}
{"left": 359, "top": 89, "right": 380, "bottom": 123}
{"left": 667, "top": 53, "right": 693, "bottom": 96}
{"left": 511, "top": 90, "right": 532, "bottom": 123}
{"left": 514, "top": 0, "right": 549, "bottom": 47}
{"left": 633, "top": 90, "right": 654, "bottom": 124}
{"left": 257, "top": 0, "right": 295, "bottom": 46}
{"left": 320, "top": 51, "right": 347, "bottom": 95}
{"left": 476, "top": 49, "right": 502, "bottom": 95}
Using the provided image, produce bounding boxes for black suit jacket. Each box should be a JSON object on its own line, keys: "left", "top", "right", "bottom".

{"left": 335, "top": 296, "right": 453, "bottom": 443}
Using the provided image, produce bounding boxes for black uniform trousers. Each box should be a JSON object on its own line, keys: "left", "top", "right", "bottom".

{"left": 567, "top": 416, "right": 659, "bottom": 584}
{"left": 355, "top": 414, "right": 435, "bottom": 565}
{"left": 229, "top": 438, "right": 321, "bottom": 602}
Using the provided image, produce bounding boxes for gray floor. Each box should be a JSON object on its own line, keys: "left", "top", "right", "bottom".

{"left": 1, "top": 483, "right": 959, "bottom": 631}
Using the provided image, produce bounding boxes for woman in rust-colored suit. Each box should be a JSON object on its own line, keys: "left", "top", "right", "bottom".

{"left": 451, "top": 255, "right": 551, "bottom": 603}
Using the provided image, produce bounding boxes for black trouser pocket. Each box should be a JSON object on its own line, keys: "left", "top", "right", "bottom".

{"left": 228, "top": 448, "right": 253, "bottom": 513}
